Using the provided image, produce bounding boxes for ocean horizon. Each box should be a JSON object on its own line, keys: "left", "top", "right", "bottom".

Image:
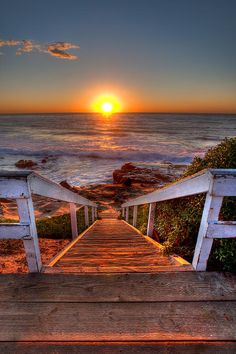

{"left": 0, "top": 113, "right": 236, "bottom": 186}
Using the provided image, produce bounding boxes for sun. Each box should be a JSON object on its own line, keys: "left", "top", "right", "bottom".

{"left": 101, "top": 102, "right": 113, "bottom": 113}
{"left": 92, "top": 94, "right": 121, "bottom": 115}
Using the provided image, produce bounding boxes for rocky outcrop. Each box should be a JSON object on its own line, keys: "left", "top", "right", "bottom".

{"left": 113, "top": 162, "right": 173, "bottom": 185}
{"left": 15, "top": 159, "right": 38, "bottom": 168}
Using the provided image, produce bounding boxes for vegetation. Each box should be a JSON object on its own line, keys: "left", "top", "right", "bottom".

{"left": 0, "top": 207, "right": 93, "bottom": 239}
{"left": 135, "top": 138, "right": 236, "bottom": 271}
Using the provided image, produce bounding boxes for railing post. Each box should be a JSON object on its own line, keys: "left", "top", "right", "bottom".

{"left": 192, "top": 192, "right": 223, "bottom": 271}
{"left": 147, "top": 202, "right": 156, "bottom": 237}
{"left": 122, "top": 207, "right": 125, "bottom": 218}
{"left": 94, "top": 207, "right": 98, "bottom": 219}
{"left": 125, "top": 207, "right": 129, "bottom": 222}
{"left": 16, "top": 198, "right": 42, "bottom": 272}
{"left": 92, "top": 207, "right": 95, "bottom": 223}
{"left": 133, "top": 205, "right": 138, "bottom": 227}
{"left": 84, "top": 205, "right": 89, "bottom": 227}
{"left": 69, "top": 202, "right": 78, "bottom": 239}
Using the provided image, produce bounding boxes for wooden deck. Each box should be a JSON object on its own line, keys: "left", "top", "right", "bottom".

{"left": 44, "top": 211, "right": 191, "bottom": 273}
{"left": 0, "top": 272, "right": 235, "bottom": 352}
{"left": 0, "top": 209, "right": 235, "bottom": 352}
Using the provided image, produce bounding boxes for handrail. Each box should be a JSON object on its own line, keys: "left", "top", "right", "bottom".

{"left": 0, "top": 170, "right": 98, "bottom": 272}
{"left": 121, "top": 169, "right": 236, "bottom": 271}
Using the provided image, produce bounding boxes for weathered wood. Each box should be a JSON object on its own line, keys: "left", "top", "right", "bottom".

{"left": 17, "top": 198, "right": 42, "bottom": 272}
{"left": 207, "top": 223, "right": 236, "bottom": 238}
{"left": 1, "top": 342, "right": 236, "bottom": 354}
{"left": 84, "top": 205, "right": 89, "bottom": 227}
{"left": 212, "top": 175, "right": 236, "bottom": 196}
{"left": 122, "top": 169, "right": 212, "bottom": 207}
{"left": 122, "top": 207, "right": 125, "bottom": 218}
{"left": 28, "top": 173, "right": 97, "bottom": 206}
{"left": 0, "top": 177, "right": 29, "bottom": 199}
{"left": 69, "top": 202, "right": 78, "bottom": 239}
{"left": 91, "top": 207, "right": 95, "bottom": 223}
{"left": 51, "top": 219, "right": 183, "bottom": 272}
{"left": 147, "top": 202, "right": 156, "bottom": 237}
{"left": 125, "top": 207, "right": 129, "bottom": 222}
{"left": 192, "top": 194, "right": 223, "bottom": 271}
{"left": 0, "top": 272, "right": 235, "bottom": 302}
{"left": 0, "top": 301, "right": 235, "bottom": 341}
{"left": 0, "top": 223, "right": 30, "bottom": 239}
{"left": 133, "top": 205, "right": 138, "bottom": 227}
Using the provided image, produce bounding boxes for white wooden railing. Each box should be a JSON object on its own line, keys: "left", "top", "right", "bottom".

{"left": 122, "top": 169, "right": 236, "bottom": 271}
{"left": 0, "top": 171, "right": 98, "bottom": 272}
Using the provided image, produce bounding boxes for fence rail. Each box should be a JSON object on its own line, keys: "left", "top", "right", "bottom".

{"left": 121, "top": 169, "right": 236, "bottom": 271}
{"left": 0, "top": 171, "right": 98, "bottom": 272}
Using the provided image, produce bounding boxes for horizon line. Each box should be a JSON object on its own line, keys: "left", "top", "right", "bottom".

{"left": 1, "top": 111, "right": 236, "bottom": 115}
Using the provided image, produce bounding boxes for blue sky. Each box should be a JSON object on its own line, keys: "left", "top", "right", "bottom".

{"left": 0, "top": 0, "right": 236, "bottom": 112}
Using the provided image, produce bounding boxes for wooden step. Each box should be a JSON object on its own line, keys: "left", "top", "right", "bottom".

{"left": 0, "top": 272, "right": 235, "bottom": 347}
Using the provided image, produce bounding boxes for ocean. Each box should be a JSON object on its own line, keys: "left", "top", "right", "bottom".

{"left": 0, "top": 113, "right": 235, "bottom": 186}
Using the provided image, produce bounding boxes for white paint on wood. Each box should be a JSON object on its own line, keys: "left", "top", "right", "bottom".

{"left": 206, "top": 223, "right": 236, "bottom": 238}
{"left": 0, "top": 178, "right": 29, "bottom": 199}
{"left": 212, "top": 176, "right": 236, "bottom": 196}
{"left": 29, "top": 173, "right": 97, "bottom": 207}
{"left": 125, "top": 207, "right": 129, "bottom": 222}
{"left": 147, "top": 202, "right": 156, "bottom": 237}
{"left": 0, "top": 224, "right": 30, "bottom": 239}
{"left": 69, "top": 203, "right": 78, "bottom": 239}
{"left": 192, "top": 177, "right": 223, "bottom": 271}
{"left": 91, "top": 207, "right": 95, "bottom": 223}
{"left": 133, "top": 205, "right": 138, "bottom": 227}
{"left": 84, "top": 206, "right": 89, "bottom": 227}
{"left": 17, "top": 198, "right": 42, "bottom": 272}
{"left": 122, "top": 169, "right": 212, "bottom": 207}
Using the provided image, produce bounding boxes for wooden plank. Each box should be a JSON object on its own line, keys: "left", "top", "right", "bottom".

{"left": 48, "top": 265, "right": 193, "bottom": 272}
{"left": 192, "top": 195, "right": 223, "bottom": 271}
{"left": 48, "top": 221, "right": 98, "bottom": 266}
{"left": 147, "top": 202, "right": 156, "bottom": 237}
{"left": 69, "top": 202, "right": 78, "bottom": 239}
{"left": 122, "top": 169, "right": 212, "bottom": 207}
{"left": 207, "top": 223, "right": 236, "bottom": 238}
{"left": 133, "top": 205, "right": 138, "bottom": 227}
{"left": 1, "top": 273, "right": 235, "bottom": 302}
{"left": 28, "top": 173, "right": 96, "bottom": 206}
{"left": 125, "top": 206, "right": 129, "bottom": 222}
{"left": 213, "top": 176, "right": 236, "bottom": 196}
{"left": 17, "top": 198, "right": 42, "bottom": 272}
{"left": 0, "top": 223, "right": 30, "bottom": 239}
{"left": 84, "top": 206, "right": 89, "bottom": 227}
{"left": 0, "top": 302, "right": 235, "bottom": 341}
{"left": 1, "top": 341, "right": 236, "bottom": 354}
{"left": 0, "top": 178, "right": 29, "bottom": 199}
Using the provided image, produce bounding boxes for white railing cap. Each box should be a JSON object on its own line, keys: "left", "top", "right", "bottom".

{"left": 0, "top": 170, "right": 97, "bottom": 207}
{"left": 121, "top": 168, "right": 236, "bottom": 208}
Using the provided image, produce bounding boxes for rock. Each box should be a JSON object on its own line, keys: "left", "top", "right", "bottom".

{"left": 15, "top": 159, "right": 37, "bottom": 168}
{"left": 59, "top": 180, "right": 78, "bottom": 193}
{"left": 113, "top": 163, "right": 173, "bottom": 185}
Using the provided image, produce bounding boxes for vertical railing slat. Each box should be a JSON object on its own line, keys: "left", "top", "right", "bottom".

{"left": 84, "top": 205, "right": 89, "bottom": 227}
{"left": 125, "top": 207, "right": 129, "bottom": 222}
{"left": 133, "top": 205, "right": 138, "bottom": 227}
{"left": 17, "top": 198, "right": 42, "bottom": 272}
{"left": 69, "top": 202, "right": 78, "bottom": 239}
{"left": 147, "top": 202, "right": 156, "bottom": 237}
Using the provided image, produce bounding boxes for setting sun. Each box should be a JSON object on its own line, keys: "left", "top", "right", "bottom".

{"left": 92, "top": 94, "right": 121, "bottom": 114}
{"left": 101, "top": 102, "right": 113, "bottom": 113}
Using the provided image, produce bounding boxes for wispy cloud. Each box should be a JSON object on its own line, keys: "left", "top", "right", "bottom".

{"left": 0, "top": 38, "right": 80, "bottom": 60}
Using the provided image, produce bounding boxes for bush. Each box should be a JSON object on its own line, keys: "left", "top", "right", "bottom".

{"left": 137, "top": 137, "right": 236, "bottom": 271}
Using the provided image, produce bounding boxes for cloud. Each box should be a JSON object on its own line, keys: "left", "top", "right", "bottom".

{"left": 0, "top": 38, "right": 80, "bottom": 60}
{"left": 0, "top": 39, "right": 21, "bottom": 47}
{"left": 44, "top": 42, "right": 80, "bottom": 60}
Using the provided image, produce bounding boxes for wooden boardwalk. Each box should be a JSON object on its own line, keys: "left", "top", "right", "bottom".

{"left": 0, "top": 208, "right": 235, "bottom": 352}
{"left": 45, "top": 210, "right": 191, "bottom": 273}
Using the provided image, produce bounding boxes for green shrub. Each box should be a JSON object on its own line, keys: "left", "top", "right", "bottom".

{"left": 136, "top": 137, "right": 236, "bottom": 271}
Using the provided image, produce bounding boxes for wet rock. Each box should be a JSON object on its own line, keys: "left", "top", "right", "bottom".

{"left": 113, "top": 162, "right": 172, "bottom": 185}
{"left": 15, "top": 159, "right": 38, "bottom": 168}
